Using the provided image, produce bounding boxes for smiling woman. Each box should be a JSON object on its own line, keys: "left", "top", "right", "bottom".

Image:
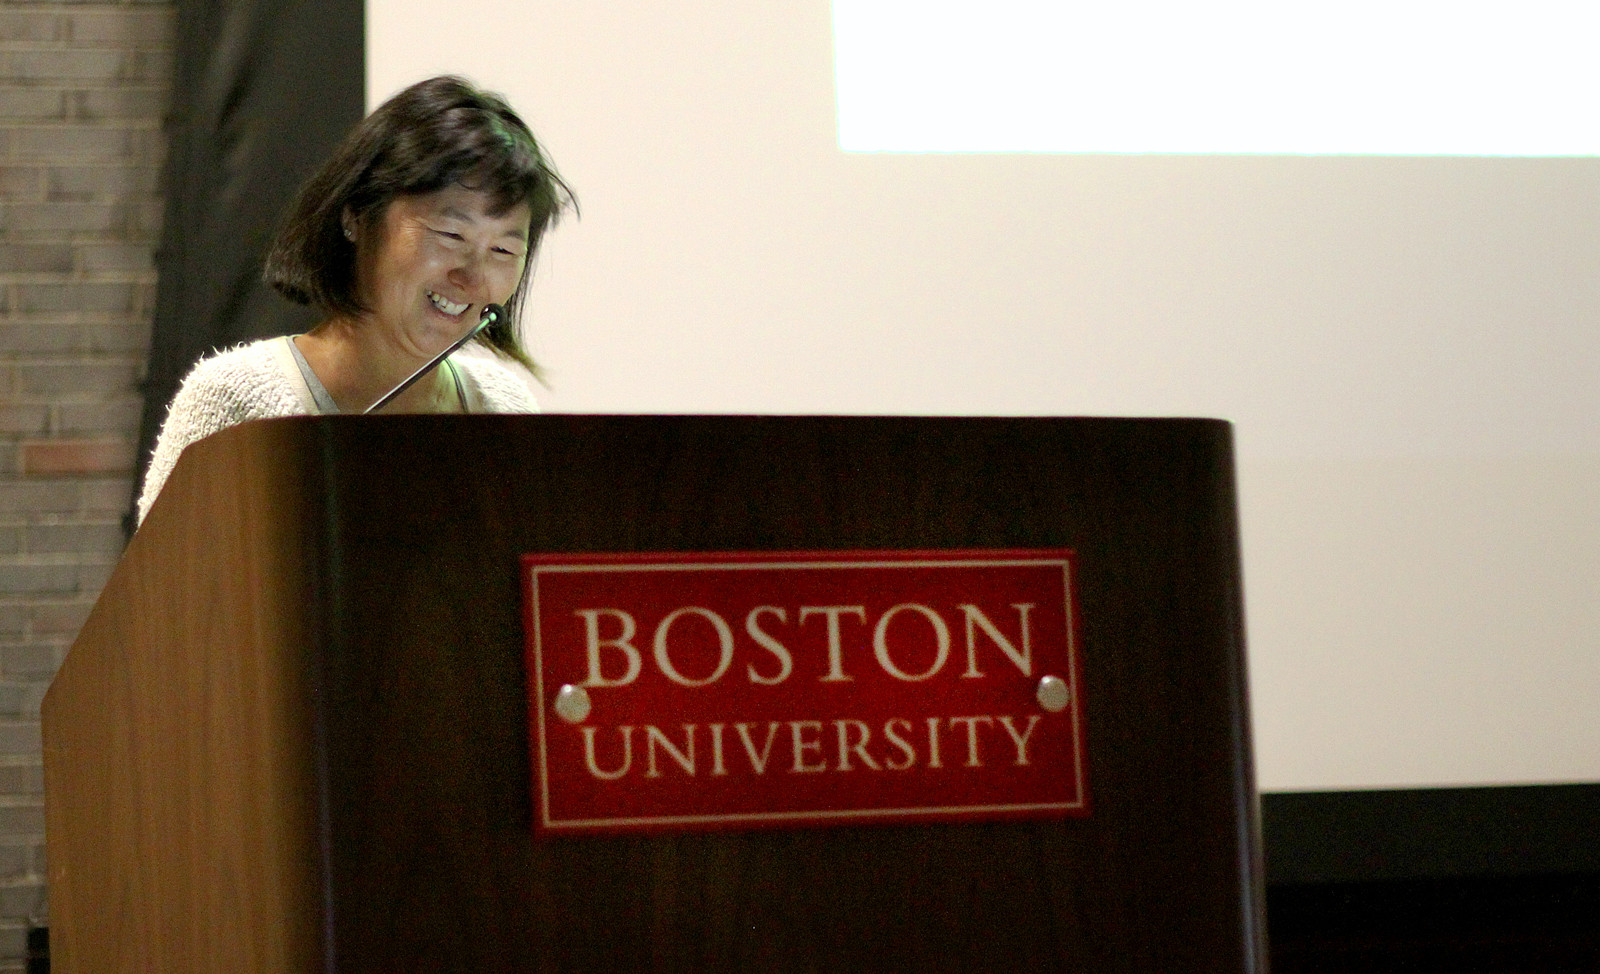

{"left": 136, "top": 76, "right": 575, "bottom": 524}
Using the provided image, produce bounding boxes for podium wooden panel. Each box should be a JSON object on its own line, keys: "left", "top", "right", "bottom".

{"left": 44, "top": 415, "right": 1264, "bottom": 973}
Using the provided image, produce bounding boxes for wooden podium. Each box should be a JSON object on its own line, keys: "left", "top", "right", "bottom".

{"left": 44, "top": 415, "right": 1264, "bottom": 973}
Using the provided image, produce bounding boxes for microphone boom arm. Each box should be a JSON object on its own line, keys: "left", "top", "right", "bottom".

{"left": 363, "top": 304, "right": 504, "bottom": 414}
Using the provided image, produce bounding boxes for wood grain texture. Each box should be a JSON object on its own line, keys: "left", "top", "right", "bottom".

{"left": 43, "top": 421, "right": 324, "bottom": 974}
{"left": 312, "top": 415, "right": 1263, "bottom": 973}
{"left": 44, "top": 415, "right": 1263, "bottom": 973}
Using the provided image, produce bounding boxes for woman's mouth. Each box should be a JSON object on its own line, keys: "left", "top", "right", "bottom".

{"left": 427, "top": 290, "right": 469, "bottom": 317}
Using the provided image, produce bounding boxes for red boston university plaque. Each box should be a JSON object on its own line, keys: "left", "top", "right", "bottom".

{"left": 521, "top": 550, "right": 1089, "bottom": 835}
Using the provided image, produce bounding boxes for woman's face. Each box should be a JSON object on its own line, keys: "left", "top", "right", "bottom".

{"left": 352, "top": 184, "right": 532, "bottom": 356}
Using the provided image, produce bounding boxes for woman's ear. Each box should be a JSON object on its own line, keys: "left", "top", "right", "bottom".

{"left": 341, "top": 206, "right": 357, "bottom": 242}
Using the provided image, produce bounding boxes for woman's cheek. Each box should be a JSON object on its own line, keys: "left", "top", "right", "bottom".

{"left": 497, "top": 262, "right": 526, "bottom": 303}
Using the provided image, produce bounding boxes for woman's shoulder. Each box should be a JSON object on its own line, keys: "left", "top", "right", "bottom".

{"left": 180, "top": 337, "right": 285, "bottom": 385}
{"left": 137, "top": 338, "right": 311, "bottom": 524}
{"left": 172, "top": 338, "right": 307, "bottom": 418}
{"left": 452, "top": 352, "right": 542, "bottom": 413}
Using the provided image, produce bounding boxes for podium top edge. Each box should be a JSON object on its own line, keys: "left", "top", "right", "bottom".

{"left": 233, "top": 413, "right": 1237, "bottom": 426}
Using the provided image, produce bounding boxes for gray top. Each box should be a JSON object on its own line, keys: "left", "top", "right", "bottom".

{"left": 287, "top": 336, "right": 340, "bottom": 413}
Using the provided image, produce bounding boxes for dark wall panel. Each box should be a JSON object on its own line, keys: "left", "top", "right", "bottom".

{"left": 137, "top": 0, "right": 364, "bottom": 515}
{"left": 1263, "top": 784, "right": 1600, "bottom": 885}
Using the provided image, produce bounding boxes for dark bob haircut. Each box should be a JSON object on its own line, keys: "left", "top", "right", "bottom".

{"left": 263, "top": 75, "right": 574, "bottom": 373}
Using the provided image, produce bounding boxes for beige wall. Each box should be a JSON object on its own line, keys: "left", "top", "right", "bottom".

{"left": 372, "top": 0, "right": 1600, "bottom": 791}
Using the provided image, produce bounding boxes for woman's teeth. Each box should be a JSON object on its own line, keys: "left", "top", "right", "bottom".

{"left": 428, "top": 291, "right": 468, "bottom": 316}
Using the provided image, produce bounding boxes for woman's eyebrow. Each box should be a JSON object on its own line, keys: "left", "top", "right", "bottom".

{"left": 438, "top": 205, "right": 527, "bottom": 240}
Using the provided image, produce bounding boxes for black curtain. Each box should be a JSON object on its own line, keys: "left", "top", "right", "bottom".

{"left": 135, "top": 0, "right": 363, "bottom": 528}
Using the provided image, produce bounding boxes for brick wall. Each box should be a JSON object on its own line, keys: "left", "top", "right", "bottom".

{"left": 0, "top": 0, "right": 173, "bottom": 965}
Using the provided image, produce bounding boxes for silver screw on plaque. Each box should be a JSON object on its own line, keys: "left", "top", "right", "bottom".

{"left": 554, "top": 684, "right": 591, "bottom": 724}
{"left": 1036, "top": 675, "right": 1070, "bottom": 713}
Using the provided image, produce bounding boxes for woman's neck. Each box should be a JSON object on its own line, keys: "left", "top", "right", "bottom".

{"left": 294, "top": 317, "right": 461, "bottom": 414}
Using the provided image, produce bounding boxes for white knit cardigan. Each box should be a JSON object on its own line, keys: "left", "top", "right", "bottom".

{"left": 137, "top": 337, "right": 540, "bottom": 523}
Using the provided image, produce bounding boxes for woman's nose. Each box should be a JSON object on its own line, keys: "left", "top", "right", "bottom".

{"left": 448, "top": 250, "right": 484, "bottom": 288}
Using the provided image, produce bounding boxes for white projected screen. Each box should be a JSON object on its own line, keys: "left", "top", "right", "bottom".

{"left": 371, "top": 1, "right": 1600, "bottom": 792}
{"left": 835, "top": 1, "right": 1600, "bottom": 155}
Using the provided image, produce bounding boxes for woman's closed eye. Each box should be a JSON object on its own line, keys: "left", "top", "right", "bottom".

{"left": 430, "top": 227, "right": 521, "bottom": 258}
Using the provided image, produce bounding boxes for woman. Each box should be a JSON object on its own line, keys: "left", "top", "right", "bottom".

{"left": 136, "top": 75, "right": 574, "bottom": 523}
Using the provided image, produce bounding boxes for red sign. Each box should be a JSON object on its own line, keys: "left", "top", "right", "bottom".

{"left": 521, "top": 550, "right": 1089, "bottom": 835}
